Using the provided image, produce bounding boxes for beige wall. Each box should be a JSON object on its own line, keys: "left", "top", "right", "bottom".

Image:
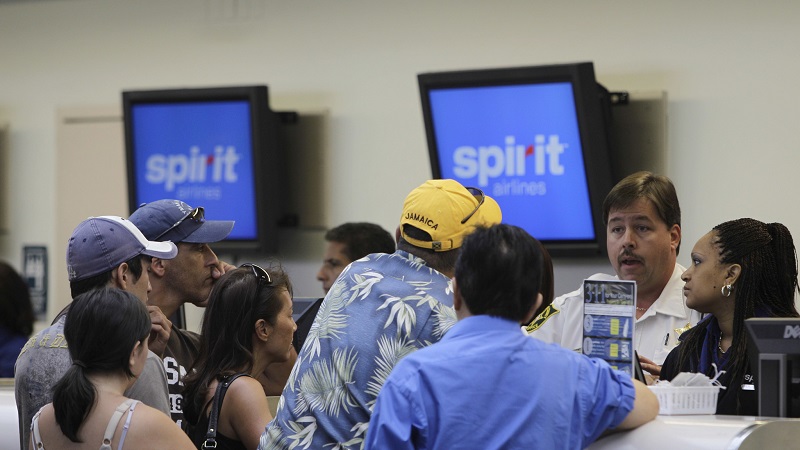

{"left": 1, "top": 0, "right": 799, "bottom": 321}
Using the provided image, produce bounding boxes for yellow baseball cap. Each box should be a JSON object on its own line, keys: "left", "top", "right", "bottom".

{"left": 400, "top": 179, "right": 502, "bottom": 251}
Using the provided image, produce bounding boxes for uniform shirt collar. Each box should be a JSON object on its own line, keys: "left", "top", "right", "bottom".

{"left": 642, "top": 263, "right": 691, "bottom": 319}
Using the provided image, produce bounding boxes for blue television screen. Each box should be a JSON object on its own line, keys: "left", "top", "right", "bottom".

{"left": 429, "top": 82, "right": 594, "bottom": 241}
{"left": 130, "top": 101, "right": 258, "bottom": 240}
{"left": 419, "top": 63, "right": 614, "bottom": 256}
{"left": 123, "top": 86, "right": 281, "bottom": 252}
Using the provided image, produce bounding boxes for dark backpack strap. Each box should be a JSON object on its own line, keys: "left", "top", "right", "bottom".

{"left": 202, "top": 373, "right": 249, "bottom": 449}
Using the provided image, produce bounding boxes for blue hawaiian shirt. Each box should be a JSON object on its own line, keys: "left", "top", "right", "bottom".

{"left": 260, "top": 251, "right": 456, "bottom": 450}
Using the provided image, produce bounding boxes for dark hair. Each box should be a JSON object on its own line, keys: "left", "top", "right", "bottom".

{"left": 183, "top": 265, "right": 292, "bottom": 425}
{"left": 0, "top": 261, "right": 34, "bottom": 336}
{"left": 397, "top": 225, "right": 459, "bottom": 275}
{"left": 52, "top": 287, "right": 151, "bottom": 442}
{"left": 603, "top": 171, "right": 682, "bottom": 254}
{"left": 455, "top": 224, "right": 544, "bottom": 322}
{"left": 325, "top": 222, "right": 396, "bottom": 261}
{"left": 69, "top": 254, "right": 145, "bottom": 299}
{"left": 675, "top": 218, "right": 799, "bottom": 411}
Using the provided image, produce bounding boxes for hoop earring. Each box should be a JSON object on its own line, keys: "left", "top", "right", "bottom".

{"left": 721, "top": 284, "right": 733, "bottom": 297}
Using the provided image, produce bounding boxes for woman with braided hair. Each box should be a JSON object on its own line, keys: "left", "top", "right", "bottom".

{"left": 660, "top": 218, "right": 800, "bottom": 415}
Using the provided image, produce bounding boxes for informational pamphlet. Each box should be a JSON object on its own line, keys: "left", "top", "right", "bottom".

{"left": 582, "top": 279, "right": 636, "bottom": 376}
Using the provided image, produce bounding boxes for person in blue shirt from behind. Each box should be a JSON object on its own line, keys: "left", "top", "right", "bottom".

{"left": 365, "top": 224, "right": 659, "bottom": 450}
{"left": 260, "top": 179, "right": 502, "bottom": 449}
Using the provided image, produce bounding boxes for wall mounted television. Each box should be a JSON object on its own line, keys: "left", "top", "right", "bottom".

{"left": 418, "top": 62, "right": 615, "bottom": 257}
{"left": 122, "top": 85, "right": 281, "bottom": 253}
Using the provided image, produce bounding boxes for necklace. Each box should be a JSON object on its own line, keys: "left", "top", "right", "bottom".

{"left": 718, "top": 332, "right": 727, "bottom": 354}
{"left": 635, "top": 306, "right": 648, "bottom": 312}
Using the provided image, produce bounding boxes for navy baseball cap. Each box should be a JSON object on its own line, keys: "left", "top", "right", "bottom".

{"left": 129, "top": 199, "right": 234, "bottom": 244}
{"left": 66, "top": 216, "right": 178, "bottom": 282}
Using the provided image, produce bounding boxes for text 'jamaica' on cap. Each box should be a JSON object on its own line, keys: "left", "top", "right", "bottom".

{"left": 399, "top": 179, "right": 502, "bottom": 251}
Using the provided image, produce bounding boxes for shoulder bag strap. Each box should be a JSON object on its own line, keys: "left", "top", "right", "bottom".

{"left": 202, "top": 373, "right": 248, "bottom": 450}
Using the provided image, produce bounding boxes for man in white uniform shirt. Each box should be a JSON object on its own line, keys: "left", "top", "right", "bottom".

{"left": 527, "top": 171, "right": 702, "bottom": 375}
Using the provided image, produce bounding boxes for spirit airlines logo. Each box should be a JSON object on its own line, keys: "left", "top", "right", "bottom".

{"left": 453, "top": 135, "right": 566, "bottom": 187}
{"left": 145, "top": 146, "right": 240, "bottom": 192}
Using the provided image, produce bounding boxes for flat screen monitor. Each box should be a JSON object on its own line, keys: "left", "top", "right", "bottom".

{"left": 418, "top": 62, "right": 615, "bottom": 257}
{"left": 292, "top": 297, "right": 320, "bottom": 322}
{"left": 745, "top": 317, "right": 800, "bottom": 417}
{"left": 123, "top": 85, "right": 281, "bottom": 253}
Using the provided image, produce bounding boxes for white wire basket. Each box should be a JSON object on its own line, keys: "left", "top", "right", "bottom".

{"left": 648, "top": 385, "right": 721, "bottom": 415}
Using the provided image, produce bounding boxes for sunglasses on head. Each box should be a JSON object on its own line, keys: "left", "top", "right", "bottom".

{"left": 153, "top": 206, "right": 205, "bottom": 241}
{"left": 240, "top": 263, "right": 272, "bottom": 284}
{"left": 460, "top": 187, "right": 485, "bottom": 224}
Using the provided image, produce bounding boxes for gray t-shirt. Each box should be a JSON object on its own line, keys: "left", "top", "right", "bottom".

{"left": 14, "top": 315, "right": 170, "bottom": 450}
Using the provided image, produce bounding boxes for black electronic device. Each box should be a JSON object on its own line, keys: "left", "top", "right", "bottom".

{"left": 292, "top": 297, "right": 320, "bottom": 322}
{"left": 123, "top": 85, "right": 282, "bottom": 253}
{"left": 633, "top": 351, "right": 646, "bottom": 384}
{"left": 418, "top": 62, "right": 615, "bottom": 257}
{"left": 291, "top": 297, "right": 323, "bottom": 353}
{"left": 744, "top": 317, "right": 800, "bottom": 417}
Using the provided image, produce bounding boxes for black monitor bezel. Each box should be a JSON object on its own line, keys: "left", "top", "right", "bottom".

{"left": 122, "top": 85, "right": 281, "bottom": 253}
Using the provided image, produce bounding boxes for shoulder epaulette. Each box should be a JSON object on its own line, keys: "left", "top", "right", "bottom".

{"left": 525, "top": 304, "right": 560, "bottom": 333}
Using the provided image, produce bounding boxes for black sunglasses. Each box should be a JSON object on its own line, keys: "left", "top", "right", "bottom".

{"left": 240, "top": 263, "right": 272, "bottom": 284}
{"left": 460, "top": 187, "right": 485, "bottom": 224}
{"left": 153, "top": 206, "right": 205, "bottom": 241}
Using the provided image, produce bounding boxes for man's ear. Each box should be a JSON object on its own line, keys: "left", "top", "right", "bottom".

{"left": 149, "top": 257, "right": 167, "bottom": 278}
{"left": 670, "top": 224, "right": 681, "bottom": 253}
{"left": 112, "top": 263, "right": 129, "bottom": 289}
{"left": 452, "top": 279, "right": 463, "bottom": 312}
{"left": 255, "top": 319, "right": 272, "bottom": 342}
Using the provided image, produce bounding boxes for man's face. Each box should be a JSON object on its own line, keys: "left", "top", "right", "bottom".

{"left": 606, "top": 198, "right": 680, "bottom": 298}
{"left": 162, "top": 242, "right": 220, "bottom": 306}
{"left": 127, "top": 257, "right": 152, "bottom": 303}
{"left": 316, "top": 241, "right": 351, "bottom": 294}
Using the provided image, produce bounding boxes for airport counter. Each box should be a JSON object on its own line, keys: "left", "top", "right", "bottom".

{"left": 589, "top": 414, "right": 800, "bottom": 449}
{"left": 4, "top": 381, "right": 800, "bottom": 450}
